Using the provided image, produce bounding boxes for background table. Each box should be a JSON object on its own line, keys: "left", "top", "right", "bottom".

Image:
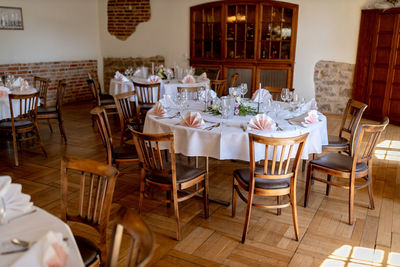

{"left": 0, "top": 88, "right": 38, "bottom": 121}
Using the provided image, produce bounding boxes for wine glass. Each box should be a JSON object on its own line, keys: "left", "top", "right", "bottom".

{"left": 281, "top": 88, "right": 289, "bottom": 102}
{"left": 241, "top": 83, "right": 248, "bottom": 99}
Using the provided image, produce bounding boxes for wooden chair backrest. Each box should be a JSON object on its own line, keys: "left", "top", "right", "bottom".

{"left": 230, "top": 73, "right": 239, "bottom": 88}
{"left": 113, "top": 91, "right": 137, "bottom": 128}
{"left": 210, "top": 80, "right": 227, "bottom": 98}
{"left": 87, "top": 79, "right": 101, "bottom": 106}
{"left": 133, "top": 82, "right": 160, "bottom": 105}
{"left": 248, "top": 133, "right": 308, "bottom": 182}
{"left": 88, "top": 71, "right": 101, "bottom": 92}
{"left": 352, "top": 117, "right": 389, "bottom": 167}
{"left": 262, "top": 86, "right": 294, "bottom": 101}
{"left": 339, "top": 99, "right": 368, "bottom": 153}
{"left": 106, "top": 206, "right": 154, "bottom": 267}
{"left": 9, "top": 92, "right": 39, "bottom": 123}
{"left": 60, "top": 155, "right": 118, "bottom": 257}
{"left": 90, "top": 107, "right": 114, "bottom": 165}
{"left": 33, "top": 76, "right": 50, "bottom": 108}
{"left": 177, "top": 86, "right": 200, "bottom": 100}
{"left": 56, "top": 80, "right": 67, "bottom": 111}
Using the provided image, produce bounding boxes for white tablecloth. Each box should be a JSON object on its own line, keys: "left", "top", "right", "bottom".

{"left": 0, "top": 207, "right": 84, "bottom": 267}
{"left": 0, "top": 88, "right": 38, "bottom": 120}
{"left": 143, "top": 102, "right": 328, "bottom": 161}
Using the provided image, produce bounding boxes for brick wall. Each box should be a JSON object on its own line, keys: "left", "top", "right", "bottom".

{"left": 107, "top": 0, "right": 151, "bottom": 41}
{"left": 0, "top": 60, "right": 97, "bottom": 106}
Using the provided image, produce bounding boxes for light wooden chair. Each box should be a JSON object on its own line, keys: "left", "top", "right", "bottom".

{"left": 177, "top": 86, "right": 200, "bottom": 101}
{"left": 90, "top": 107, "right": 138, "bottom": 167}
{"left": 36, "top": 79, "right": 67, "bottom": 143}
{"left": 0, "top": 92, "right": 46, "bottom": 166}
{"left": 133, "top": 82, "right": 160, "bottom": 120}
{"left": 106, "top": 206, "right": 154, "bottom": 267}
{"left": 130, "top": 128, "right": 209, "bottom": 240}
{"left": 304, "top": 117, "right": 389, "bottom": 224}
{"left": 113, "top": 91, "right": 141, "bottom": 146}
{"left": 210, "top": 80, "right": 227, "bottom": 98}
{"left": 262, "top": 86, "right": 294, "bottom": 101}
{"left": 60, "top": 155, "right": 119, "bottom": 266}
{"left": 232, "top": 133, "right": 309, "bottom": 243}
{"left": 33, "top": 76, "right": 50, "bottom": 108}
{"left": 229, "top": 73, "right": 239, "bottom": 88}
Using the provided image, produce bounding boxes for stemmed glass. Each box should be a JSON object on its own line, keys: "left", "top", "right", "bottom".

{"left": 281, "top": 88, "right": 289, "bottom": 103}
{"left": 240, "top": 83, "right": 248, "bottom": 99}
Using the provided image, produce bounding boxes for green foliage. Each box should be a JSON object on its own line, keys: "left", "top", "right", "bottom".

{"left": 238, "top": 103, "right": 257, "bottom": 116}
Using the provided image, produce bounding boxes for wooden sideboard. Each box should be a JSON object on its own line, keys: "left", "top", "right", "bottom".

{"left": 190, "top": 0, "right": 298, "bottom": 96}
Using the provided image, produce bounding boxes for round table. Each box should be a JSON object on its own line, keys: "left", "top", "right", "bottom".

{"left": 0, "top": 87, "right": 38, "bottom": 120}
{"left": 143, "top": 101, "right": 328, "bottom": 161}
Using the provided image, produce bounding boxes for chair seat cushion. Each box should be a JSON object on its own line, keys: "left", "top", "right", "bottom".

{"left": 140, "top": 104, "right": 154, "bottom": 110}
{"left": 37, "top": 107, "right": 57, "bottom": 114}
{"left": 233, "top": 168, "right": 290, "bottom": 190}
{"left": 0, "top": 120, "right": 34, "bottom": 129}
{"left": 74, "top": 235, "right": 99, "bottom": 266}
{"left": 113, "top": 146, "right": 138, "bottom": 159}
{"left": 324, "top": 135, "right": 349, "bottom": 148}
{"left": 310, "top": 153, "right": 368, "bottom": 173}
{"left": 147, "top": 163, "right": 206, "bottom": 185}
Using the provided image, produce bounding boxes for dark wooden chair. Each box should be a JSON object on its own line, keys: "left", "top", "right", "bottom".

{"left": 133, "top": 81, "right": 160, "bottom": 121}
{"left": 90, "top": 107, "right": 138, "bottom": 167}
{"left": 130, "top": 128, "right": 209, "bottom": 240}
{"left": 232, "top": 133, "right": 309, "bottom": 243}
{"left": 36, "top": 79, "right": 67, "bottom": 143}
{"left": 87, "top": 79, "right": 116, "bottom": 110}
{"left": 61, "top": 155, "right": 119, "bottom": 266}
{"left": 88, "top": 71, "right": 114, "bottom": 103}
{"left": 106, "top": 206, "right": 154, "bottom": 267}
{"left": 304, "top": 117, "right": 389, "bottom": 224}
{"left": 33, "top": 76, "right": 50, "bottom": 108}
{"left": 262, "top": 86, "right": 294, "bottom": 101}
{"left": 0, "top": 92, "right": 46, "bottom": 166}
{"left": 229, "top": 73, "right": 239, "bottom": 88}
{"left": 177, "top": 86, "right": 200, "bottom": 101}
{"left": 210, "top": 80, "right": 227, "bottom": 98}
{"left": 113, "top": 91, "right": 141, "bottom": 146}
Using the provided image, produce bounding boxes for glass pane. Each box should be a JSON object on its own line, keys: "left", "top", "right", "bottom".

{"left": 260, "top": 69, "right": 288, "bottom": 88}
{"left": 246, "top": 41, "right": 254, "bottom": 59}
{"left": 227, "top": 68, "right": 253, "bottom": 97}
{"left": 271, "top": 23, "right": 281, "bottom": 40}
{"left": 195, "top": 23, "right": 202, "bottom": 41}
{"left": 227, "top": 23, "right": 235, "bottom": 40}
{"left": 194, "top": 10, "right": 202, "bottom": 23}
{"left": 281, "top": 42, "right": 290, "bottom": 59}
{"left": 237, "top": 24, "right": 245, "bottom": 41}
{"left": 227, "top": 5, "right": 236, "bottom": 22}
{"left": 195, "top": 41, "right": 202, "bottom": 57}
{"left": 214, "top": 6, "right": 221, "bottom": 22}
{"left": 272, "top": 7, "right": 282, "bottom": 22}
{"left": 204, "top": 41, "right": 212, "bottom": 58}
{"left": 247, "top": 24, "right": 255, "bottom": 40}
{"left": 237, "top": 41, "right": 245, "bottom": 58}
{"left": 282, "top": 23, "right": 292, "bottom": 40}
{"left": 204, "top": 23, "right": 212, "bottom": 40}
{"left": 283, "top": 8, "right": 293, "bottom": 23}
{"left": 263, "top": 6, "right": 272, "bottom": 22}
{"left": 213, "top": 41, "right": 221, "bottom": 57}
{"left": 237, "top": 5, "right": 246, "bottom": 23}
{"left": 271, "top": 41, "right": 280, "bottom": 59}
{"left": 205, "top": 8, "right": 213, "bottom": 23}
{"left": 260, "top": 41, "right": 269, "bottom": 59}
{"left": 227, "top": 41, "right": 235, "bottom": 58}
{"left": 213, "top": 24, "right": 221, "bottom": 40}
{"left": 261, "top": 23, "right": 271, "bottom": 40}
{"left": 247, "top": 5, "right": 256, "bottom": 24}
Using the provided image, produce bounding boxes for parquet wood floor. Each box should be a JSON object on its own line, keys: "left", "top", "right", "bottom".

{"left": 1, "top": 101, "right": 399, "bottom": 266}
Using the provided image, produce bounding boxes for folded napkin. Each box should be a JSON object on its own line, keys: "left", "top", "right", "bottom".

{"left": 247, "top": 114, "right": 276, "bottom": 131}
{"left": 0, "top": 86, "right": 10, "bottom": 98}
{"left": 114, "top": 71, "right": 130, "bottom": 82}
{"left": 252, "top": 89, "right": 272, "bottom": 103}
{"left": 289, "top": 110, "right": 319, "bottom": 126}
{"left": 21, "top": 81, "right": 30, "bottom": 91}
{"left": 12, "top": 77, "right": 24, "bottom": 88}
{"left": 197, "top": 72, "right": 207, "bottom": 81}
{"left": 147, "top": 75, "right": 161, "bottom": 84}
{"left": 0, "top": 176, "right": 34, "bottom": 222}
{"left": 198, "top": 89, "right": 217, "bottom": 101}
{"left": 300, "top": 98, "right": 318, "bottom": 111}
{"left": 11, "top": 231, "right": 69, "bottom": 267}
{"left": 159, "top": 95, "right": 176, "bottom": 108}
{"left": 150, "top": 102, "right": 166, "bottom": 117}
{"left": 182, "top": 75, "right": 195, "bottom": 84}
{"left": 181, "top": 111, "right": 205, "bottom": 128}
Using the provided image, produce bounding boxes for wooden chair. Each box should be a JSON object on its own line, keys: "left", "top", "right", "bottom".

{"left": 90, "top": 107, "right": 138, "bottom": 167}
{"left": 194, "top": 67, "right": 220, "bottom": 80}
{"left": 133, "top": 81, "right": 160, "bottom": 120}
{"left": 262, "top": 86, "right": 294, "bottom": 101}
{"left": 130, "top": 128, "right": 209, "bottom": 240}
{"left": 36, "top": 79, "right": 67, "bottom": 143}
{"left": 87, "top": 79, "right": 116, "bottom": 110}
{"left": 177, "top": 86, "right": 200, "bottom": 101}
{"left": 0, "top": 92, "right": 46, "bottom": 166}
{"left": 60, "top": 155, "right": 119, "bottom": 266}
{"left": 322, "top": 99, "right": 368, "bottom": 154}
{"left": 304, "top": 117, "right": 389, "bottom": 224}
{"left": 229, "top": 73, "right": 239, "bottom": 88}
{"left": 113, "top": 91, "right": 141, "bottom": 146}
{"left": 33, "top": 76, "right": 50, "bottom": 108}
{"left": 106, "top": 206, "right": 154, "bottom": 267}
{"left": 88, "top": 71, "right": 114, "bottom": 103}
{"left": 210, "top": 80, "right": 227, "bottom": 98}
{"left": 232, "top": 133, "right": 309, "bottom": 243}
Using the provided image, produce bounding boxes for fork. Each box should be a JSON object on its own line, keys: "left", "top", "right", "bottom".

{"left": 204, "top": 123, "right": 220, "bottom": 131}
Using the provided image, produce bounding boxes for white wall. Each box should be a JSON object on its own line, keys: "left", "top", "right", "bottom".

{"left": 99, "top": 0, "right": 370, "bottom": 100}
{"left": 0, "top": 0, "right": 102, "bottom": 73}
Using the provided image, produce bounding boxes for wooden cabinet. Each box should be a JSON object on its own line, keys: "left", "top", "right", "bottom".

{"left": 353, "top": 8, "right": 400, "bottom": 124}
{"left": 190, "top": 0, "right": 298, "bottom": 95}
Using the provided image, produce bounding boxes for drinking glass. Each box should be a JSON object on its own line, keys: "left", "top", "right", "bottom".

{"left": 219, "top": 96, "right": 234, "bottom": 119}
{"left": 0, "top": 197, "right": 6, "bottom": 225}
{"left": 281, "top": 88, "right": 289, "bottom": 102}
{"left": 241, "top": 83, "right": 248, "bottom": 99}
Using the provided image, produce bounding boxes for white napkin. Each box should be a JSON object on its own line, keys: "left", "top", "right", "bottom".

{"left": 247, "top": 114, "right": 276, "bottom": 132}
{"left": 12, "top": 77, "right": 24, "bottom": 88}
{"left": 147, "top": 75, "right": 161, "bottom": 84}
{"left": 182, "top": 75, "right": 195, "bottom": 84}
{"left": 0, "top": 86, "right": 10, "bottom": 99}
{"left": 11, "top": 231, "right": 69, "bottom": 267}
{"left": 150, "top": 102, "right": 166, "bottom": 117}
{"left": 181, "top": 111, "right": 205, "bottom": 128}
{"left": 159, "top": 95, "right": 176, "bottom": 108}
{"left": 114, "top": 71, "right": 130, "bottom": 82}
{"left": 197, "top": 72, "right": 207, "bottom": 81}
{"left": 198, "top": 89, "right": 217, "bottom": 101}
{"left": 252, "top": 89, "right": 272, "bottom": 103}
{"left": 21, "top": 81, "right": 30, "bottom": 91}
{"left": 300, "top": 98, "right": 318, "bottom": 111}
{"left": 0, "top": 176, "right": 34, "bottom": 222}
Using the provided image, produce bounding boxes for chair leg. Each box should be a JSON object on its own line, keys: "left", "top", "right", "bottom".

{"left": 232, "top": 177, "right": 237, "bottom": 218}
{"left": 302, "top": 159, "right": 307, "bottom": 172}
{"left": 172, "top": 189, "right": 181, "bottom": 241}
{"left": 35, "top": 124, "right": 47, "bottom": 158}
{"left": 138, "top": 170, "right": 146, "bottom": 214}
{"left": 203, "top": 176, "right": 209, "bottom": 218}
{"left": 367, "top": 163, "right": 375, "bottom": 209}
{"left": 277, "top": 196, "right": 282, "bottom": 215}
{"left": 58, "top": 116, "right": 67, "bottom": 143}
{"left": 241, "top": 183, "right": 255, "bottom": 244}
{"left": 349, "top": 177, "right": 355, "bottom": 225}
{"left": 304, "top": 164, "right": 312, "bottom": 207}
{"left": 166, "top": 191, "right": 171, "bottom": 208}
{"left": 326, "top": 175, "right": 331, "bottom": 196}
{"left": 47, "top": 119, "right": 53, "bottom": 133}
{"left": 291, "top": 185, "right": 299, "bottom": 241}
{"left": 12, "top": 130, "right": 19, "bottom": 166}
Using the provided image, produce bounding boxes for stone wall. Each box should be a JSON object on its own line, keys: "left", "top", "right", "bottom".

{"left": 0, "top": 60, "right": 97, "bottom": 106}
{"left": 314, "top": 60, "right": 354, "bottom": 114}
{"left": 103, "top": 56, "right": 164, "bottom": 92}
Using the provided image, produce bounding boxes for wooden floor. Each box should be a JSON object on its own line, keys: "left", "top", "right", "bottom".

{"left": 1, "top": 101, "right": 399, "bottom": 267}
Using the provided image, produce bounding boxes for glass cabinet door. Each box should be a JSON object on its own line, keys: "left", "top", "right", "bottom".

{"left": 260, "top": 5, "right": 293, "bottom": 60}
{"left": 192, "top": 5, "right": 222, "bottom": 59}
{"left": 226, "top": 4, "right": 256, "bottom": 59}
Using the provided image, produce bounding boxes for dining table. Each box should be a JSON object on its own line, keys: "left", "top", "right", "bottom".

{"left": 0, "top": 87, "right": 38, "bottom": 121}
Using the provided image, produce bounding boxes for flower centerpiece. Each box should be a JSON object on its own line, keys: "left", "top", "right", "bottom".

{"left": 232, "top": 89, "right": 257, "bottom": 116}
{"left": 156, "top": 65, "right": 168, "bottom": 80}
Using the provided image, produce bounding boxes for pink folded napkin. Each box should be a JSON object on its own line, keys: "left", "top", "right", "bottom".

{"left": 181, "top": 111, "right": 205, "bottom": 128}
{"left": 151, "top": 102, "right": 166, "bottom": 117}
{"left": 147, "top": 75, "right": 161, "bottom": 84}
{"left": 248, "top": 114, "right": 276, "bottom": 131}
{"left": 304, "top": 110, "right": 318, "bottom": 124}
{"left": 182, "top": 75, "right": 195, "bottom": 84}
{"left": 114, "top": 71, "right": 129, "bottom": 82}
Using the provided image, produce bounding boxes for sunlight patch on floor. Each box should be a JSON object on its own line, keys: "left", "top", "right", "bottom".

{"left": 375, "top": 140, "right": 400, "bottom": 161}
